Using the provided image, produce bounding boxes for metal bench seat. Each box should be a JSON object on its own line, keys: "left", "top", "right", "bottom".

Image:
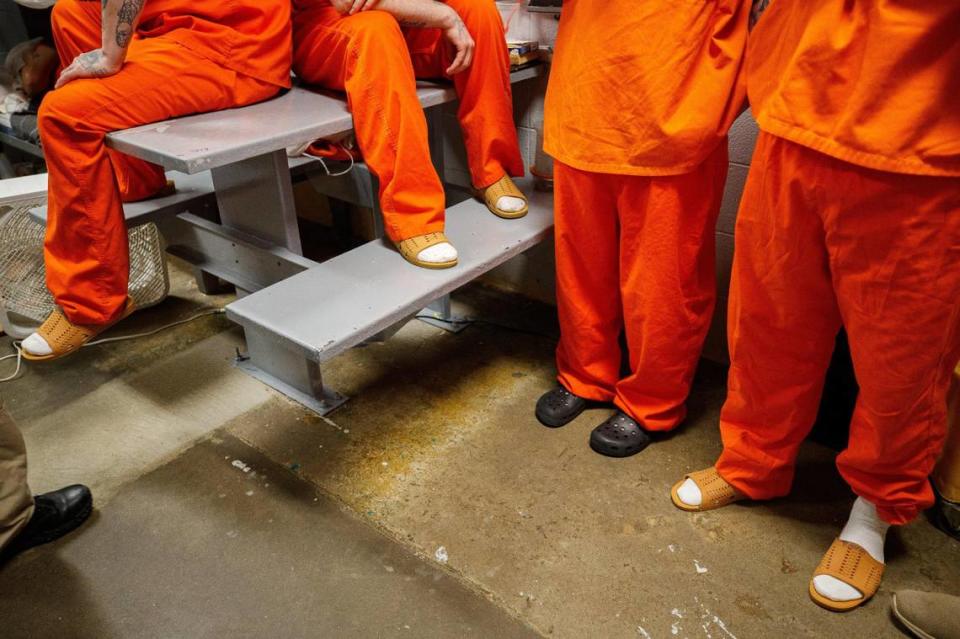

{"left": 73, "top": 65, "right": 550, "bottom": 414}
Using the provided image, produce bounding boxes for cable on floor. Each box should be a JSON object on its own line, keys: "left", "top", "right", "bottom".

{"left": 0, "top": 307, "right": 226, "bottom": 384}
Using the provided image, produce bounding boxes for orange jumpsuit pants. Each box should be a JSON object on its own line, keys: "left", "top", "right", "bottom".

{"left": 292, "top": 0, "right": 524, "bottom": 243}
{"left": 715, "top": 133, "right": 960, "bottom": 525}
{"left": 555, "top": 143, "right": 730, "bottom": 432}
{"left": 41, "top": 0, "right": 282, "bottom": 326}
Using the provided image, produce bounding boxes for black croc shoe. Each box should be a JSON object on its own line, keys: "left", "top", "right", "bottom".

{"left": 1, "top": 485, "right": 93, "bottom": 563}
{"left": 535, "top": 386, "right": 589, "bottom": 428}
{"left": 589, "top": 411, "right": 651, "bottom": 458}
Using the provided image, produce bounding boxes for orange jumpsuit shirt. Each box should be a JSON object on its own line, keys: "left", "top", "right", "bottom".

{"left": 136, "top": 1, "right": 293, "bottom": 89}
{"left": 544, "top": 0, "right": 748, "bottom": 176}
{"left": 747, "top": 0, "right": 960, "bottom": 176}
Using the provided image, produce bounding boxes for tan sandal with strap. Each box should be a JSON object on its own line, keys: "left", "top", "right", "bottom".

{"left": 670, "top": 467, "right": 745, "bottom": 512}
{"left": 477, "top": 175, "right": 528, "bottom": 219}
{"left": 22, "top": 297, "right": 136, "bottom": 362}
{"left": 808, "top": 539, "right": 884, "bottom": 612}
{"left": 395, "top": 232, "right": 458, "bottom": 269}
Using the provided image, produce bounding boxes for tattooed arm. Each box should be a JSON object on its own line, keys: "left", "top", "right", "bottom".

{"left": 329, "top": 0, "right": 475, "bottom": 74}
{"left": 55, "top": 0, "right": 146, "bottom": 88}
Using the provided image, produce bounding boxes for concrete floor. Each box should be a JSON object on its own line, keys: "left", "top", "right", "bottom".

{"left": 0, "top": 258, "right": 957, "bottom": 638}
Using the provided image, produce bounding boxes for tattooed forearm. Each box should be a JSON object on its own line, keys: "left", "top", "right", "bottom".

{"left": 115, "top": 0, "right": 145, "bottom": 48}
{"left": 400, "top": 20, "right": 428, "bottom": 27}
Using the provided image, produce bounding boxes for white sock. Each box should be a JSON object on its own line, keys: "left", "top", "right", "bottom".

{"left": 496, "top": 195, "right": 525, "bottom": 212}
{"left": 22, "top": 333, "right": 53, "bottom": 356}
{"left": 417, "top": 242, "right": 458, "bottom": 264}
{"left": 812, "top": 497, "right": 890, "bottom": 602}
{"left": 677, "top": 478, "right": 702, "bottom": 506}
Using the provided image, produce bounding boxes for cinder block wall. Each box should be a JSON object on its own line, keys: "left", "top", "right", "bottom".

{"left": 702, "top": 111, "right": 758, "bottom": 363}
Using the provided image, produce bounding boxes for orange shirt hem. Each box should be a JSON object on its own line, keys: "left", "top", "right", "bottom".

{"left": 758, "top": 115, "right": 960, "bottom": 178}
{"left": 543, "top": 141, "right": 720, "bottom": 178}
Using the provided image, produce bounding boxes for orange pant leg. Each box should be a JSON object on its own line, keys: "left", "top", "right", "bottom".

{"left": 554, "top": 144, "right": 727, "bottom": 431}
{"left": 716, "top": 133, "right": 960, "bottom": 525}
{"left": 41, "top": 25, "right": 278, "bottom": 325}
{"left": 292, "top": 8, "right": 445, "bottom": 243}
{"left": 828, "top": 160, "right": 960, "bottom": 525}
{"left": 716, "top": 133, "right": 843, "bottom": 498}
{"left": 50, "top": 0, "right": 169, "bottom": 204}
{"left": 554, "top": 163, "right": 623, "bottom": 403}
{"left": 405, "top": 0, "right": 524, "bottom": 189}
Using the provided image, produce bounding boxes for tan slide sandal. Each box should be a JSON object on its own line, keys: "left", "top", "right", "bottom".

{"left": 670, "top": 467, "right": 745, "bottom": 512}
{"left": 808, "top": 539, "right": 884, "bottom": 612}
{"left": 395, "top": 232, "right": 458, "bottom": 269}
{"left": 478, "top": 175, "right": 528, "bottom": 219}
{"left": 23, "top": 297, "right": 136, "bottom": 363}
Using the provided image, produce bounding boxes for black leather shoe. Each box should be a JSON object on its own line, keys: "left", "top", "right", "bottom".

{"left": 589, "top": 411, "right": 651, "bottom": 457}
{"left": 1, "top": 484, "right": 92, "bottom": 562}
{"left": 536, "top": 386, "right": 589, "bottom": 428}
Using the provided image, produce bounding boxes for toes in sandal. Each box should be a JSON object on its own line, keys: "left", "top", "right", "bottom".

{"left": 477, "top": 175, "right": 528, "bottom": 219}
{"left": 23, "top": 297, "right": 136, "bottom": 363}
{"left": 808, "top": 539, "right": 884, "bottom": 612}
{"left": 671, "top": 466, "right": 745, "bottom": 512}
{"left": 589, "top": 411, "right": 651, "bottom": 458}
{"left": 395, "top": 232, "right": 458, "bottom": 269}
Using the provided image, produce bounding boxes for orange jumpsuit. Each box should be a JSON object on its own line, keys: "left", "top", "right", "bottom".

{"left": 41, "top": 0, "right": 292, "bottom": 326}
{"left": 543, "top": 0, "right": 749, "bottom": 431}
{"left": 715, "top": 1, "right": 960, "bottom": 525}
{"left": 291, "top": 0, "right": 524, "bottom": 243}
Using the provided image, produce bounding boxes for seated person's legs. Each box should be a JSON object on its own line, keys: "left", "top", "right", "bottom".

{"left": 23, "top": 0, "right": 279, "bottom": 360}
{"left": 293, "top": 7, "right": 458, "bottom": 267}
{"left": 405, "top": 0, "right": 527, "bottom": 216}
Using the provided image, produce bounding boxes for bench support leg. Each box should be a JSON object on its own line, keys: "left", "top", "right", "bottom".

{"left": 418, "top": 295, "right": 469, "bottom": 333}
{"left": 212, "top": 150, "right": 303, "bottom": 295}
{"left": 237, "top": 324, "right": 348, "bottom": 416}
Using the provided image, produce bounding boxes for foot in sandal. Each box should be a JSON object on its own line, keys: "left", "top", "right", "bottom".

{"left": 396, "top": 232, "right": 459, "bottom": 269}
{"left": 21, "top": 297, "right": 136, "bottom": 362}
{"left": 809, "top": 497, "right": 889, "bottom": 611}
{"left": 671, "top": 466, "right": 746, "bottom": 511}
{"left": 478, "top": 175, "right": 528, "bottom": 219}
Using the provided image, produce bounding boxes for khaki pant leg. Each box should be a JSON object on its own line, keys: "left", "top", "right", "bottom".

{"left": 0, "top": 406, "right": 34, "bottom": 551}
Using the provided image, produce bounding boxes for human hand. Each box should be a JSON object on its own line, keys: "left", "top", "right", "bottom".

{"left": 330, "top": 0, "right": 379, "bottom": 14}
{"left": 55, "top": 49, "right": 122, "bottom": 89}
{"left": 441, "top": 8, "right": 474, "bottom": 75}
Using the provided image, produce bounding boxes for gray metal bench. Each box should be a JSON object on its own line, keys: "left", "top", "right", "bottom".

{"left": 98, "top": 65, "right": 550, "bottom": 413}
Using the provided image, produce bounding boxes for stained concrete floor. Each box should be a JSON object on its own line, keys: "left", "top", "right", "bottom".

{"left": 0, "top": 258, "right": 957, "bottom": 638}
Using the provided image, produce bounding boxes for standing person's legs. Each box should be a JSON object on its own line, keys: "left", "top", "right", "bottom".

{"left": 712, "top": 134, "right": 844, "bottom": 497}
{"left": 405, "top": 0, "right": 523, "bottom": 191}
{"left": 0, "top": 407, "right": 34, "bottom": 552}
{"left": 611, "top": 143, "right": 728, "bottom": 433}
{"left": 552, "top": 163, "right": 623, "bottom": 404}
{"left": 292, "top": 8, "right": 446, "bottom": 245}
{"left": 825, "top": 164, "right": 960, "bottom": 526}
{"left": 673, "top": 133, "right": 843, "bottom": 509}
